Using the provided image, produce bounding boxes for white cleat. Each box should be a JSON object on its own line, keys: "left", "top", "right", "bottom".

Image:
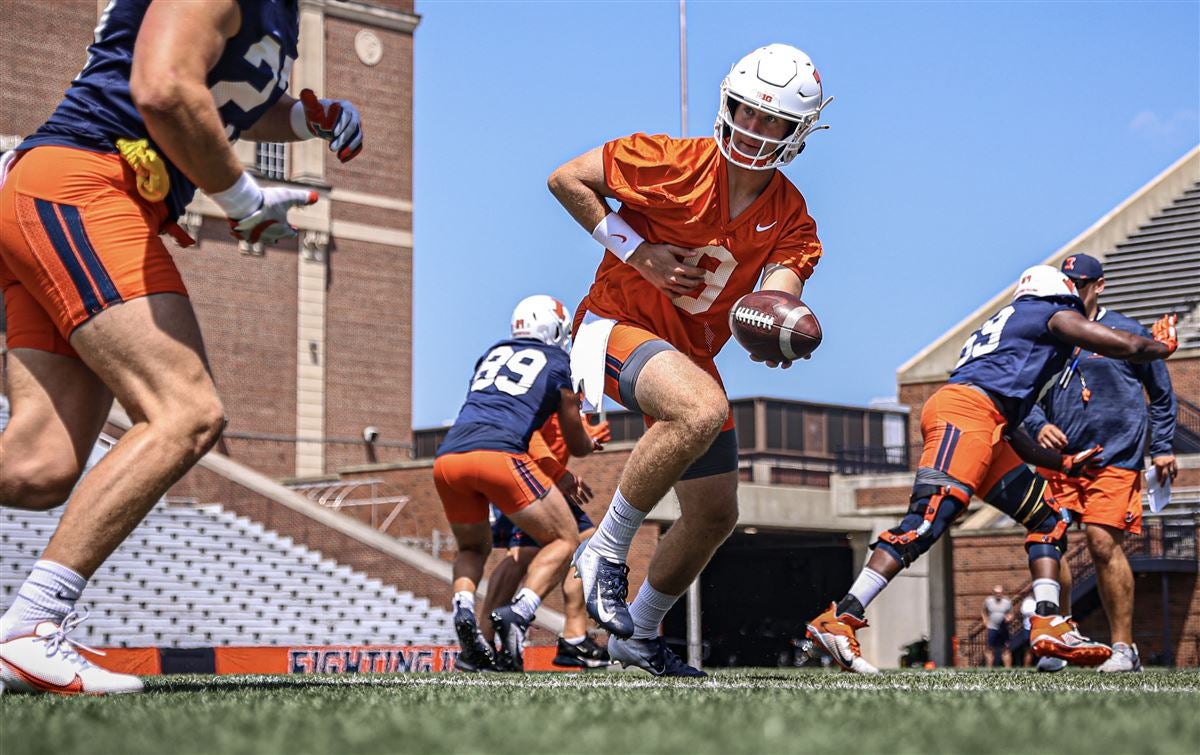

{"left": 1035, "top": 656, "right": 1068, "bottom": 673}
{"left": 1097, "top": 643, "right": 1143, "bottom": 673}
{"left": 0, "top": 612, "right": 143, "bottom": 695}
{"left": 806, "top": 603, "right": 880, "bottom": 675}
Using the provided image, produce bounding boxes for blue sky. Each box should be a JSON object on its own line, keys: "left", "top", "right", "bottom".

{"left": 412, "top": 1, "right": 1199, "bottom": 427}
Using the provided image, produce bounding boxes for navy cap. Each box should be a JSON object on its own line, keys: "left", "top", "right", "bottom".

{"left": 1061, "top": 253, "right": 1103, "bottom": 281}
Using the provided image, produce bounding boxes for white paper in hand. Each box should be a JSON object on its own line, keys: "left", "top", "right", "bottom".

{"left": 1145, "top": 468, "right": 1172, "bottom": 513}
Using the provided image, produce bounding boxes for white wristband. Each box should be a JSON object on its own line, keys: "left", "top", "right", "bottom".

{"left": 591, "top": 213, "right": 645, "bottom": 263}
{"left": 289, "top": 99, "right": 314, "bottom": 140}
{"left": 209, "top": 172, "right": 263, "bottom": 221}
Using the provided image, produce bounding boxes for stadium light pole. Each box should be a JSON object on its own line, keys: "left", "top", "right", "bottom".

{"left": 679, "top": 0, "right": 704, "bottom": 673}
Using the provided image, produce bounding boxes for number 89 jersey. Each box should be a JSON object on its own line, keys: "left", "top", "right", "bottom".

{"left": 436, "top": 339, "right": 573, "bottom": 457}
{"left": 948, "top": 297, "right": 1082, "bottom": 424}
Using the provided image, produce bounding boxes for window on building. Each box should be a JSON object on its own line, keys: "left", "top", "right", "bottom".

{"left": 255, "top": 142, "right": 288, "bottom": 181}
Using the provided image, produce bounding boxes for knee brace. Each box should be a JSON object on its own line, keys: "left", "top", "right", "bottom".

{"left": 873, "top": 484, "right": 970, "bottom": 568}
{"left": 982, "top": 466, "right": 1069, "bottom": 559}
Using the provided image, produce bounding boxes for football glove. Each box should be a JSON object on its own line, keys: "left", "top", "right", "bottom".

{"left": 229, "top": 188, "right": 318, "bottom": 245}
{"left": 1151, "top": 313, "right": 1178, "bottom": 355}
{"left": 300, "top": 88, "right": 363, "bottom": 163}
{"left": 1060, "top": 445, "right": 1104, "bottom": 480}
{"left": 587, "top": 418, "right": 612, "bottom": 449}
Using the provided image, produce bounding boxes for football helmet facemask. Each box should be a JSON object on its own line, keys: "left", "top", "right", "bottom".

{"left": 511, "top": 295, "right": 573, "bottom": 352}
{"left": 714, "top": 43, "right": 833, "bottom": 170}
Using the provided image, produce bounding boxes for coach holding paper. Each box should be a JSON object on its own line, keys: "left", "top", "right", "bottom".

{"left": 1024, "top": 253, "right": 1178, "bottom": 673}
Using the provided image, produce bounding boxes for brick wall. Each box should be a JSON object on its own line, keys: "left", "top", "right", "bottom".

{"left": 0, "top": 2, "right": 92, "bottom": 142}
{"left": 951, "top": 527, "right": 1200, "bottom": 666}
{"left": 1167, "top": 356, "right": 1199, "bottom": 405}
{"left": 855, "top": 485, "right": 911, "bottom": 510}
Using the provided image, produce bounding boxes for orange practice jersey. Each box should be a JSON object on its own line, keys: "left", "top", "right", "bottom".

{"left": 580, "top": 133, "right": 822, "bottom": 360}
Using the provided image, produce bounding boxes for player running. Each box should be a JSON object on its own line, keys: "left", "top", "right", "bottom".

{"left": 435, "top": 296, "right": 599, "bottom": 672}
{"left": 0, "top": 0, "right": 362, "bottom": 694}
{"left": 807, "top": 266, "right": 1178, "bottom": 673}
{"left": 549, "top": 44, "right": 831, "bottom": 676}
{"left": 479, "top": 413, "right": 613, "bottom": 670}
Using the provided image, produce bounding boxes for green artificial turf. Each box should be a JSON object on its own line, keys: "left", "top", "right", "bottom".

{"left": 2, "top": 668, "right": 1197, "bottom": 755}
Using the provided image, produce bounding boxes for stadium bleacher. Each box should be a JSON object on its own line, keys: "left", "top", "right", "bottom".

{"left": 0, "top": 503, "right": 457, "bottom": 649}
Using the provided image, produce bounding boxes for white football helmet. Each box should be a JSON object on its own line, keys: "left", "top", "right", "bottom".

{"left": 511, "top": 295, "right": 572, "bottom": 352}
{"left": 714, "top": 43, "right": 833, "bottom": 170}
{"left": 1012, "top": 265, "right": 1079, "bottom": 301}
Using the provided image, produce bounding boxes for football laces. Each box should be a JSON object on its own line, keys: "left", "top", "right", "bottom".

{"left": 732, "top": 307, "right": 775, "bottom": 331}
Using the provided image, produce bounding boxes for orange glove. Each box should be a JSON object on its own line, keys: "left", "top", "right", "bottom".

{"left": 587, "top": 419, "right": 612, "bottom": 444}
{"left": 1061, "top": 445, "right": 1104, "bottom": 480}
{"left": 1151, "top": 313, "right": 1178, "bottom": 355}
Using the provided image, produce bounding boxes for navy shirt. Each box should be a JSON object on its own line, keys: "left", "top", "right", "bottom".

{"left": 437, "top": 339, "right": 573, "bottom": 456}
{"left": 18, "top": 0, "right": 299, "bottom": 220}
{"left": 949, "top": 296, "right": 1082, "bottom": 427}
{"left": 1024, "top": 308, "right": 1176, "bottom": 470}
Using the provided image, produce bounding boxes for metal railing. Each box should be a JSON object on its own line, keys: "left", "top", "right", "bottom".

{"left": 1175, "top": 397, "right": 1200, "bottom": 454}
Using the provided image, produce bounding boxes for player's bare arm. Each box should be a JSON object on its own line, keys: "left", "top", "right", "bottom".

{"left": 556, "top": 387, "right": 598, "bottom": 457}
{"left": 131, "top": 0, "right": 244, "bottom": 194}
{"left": 1007, "top": 425, "right": 1103, "bottom": 478}
{"left": 1048, "top": 310, "right": 1175, "bottom": 363}
{"left": 548, "top": 148, "right": 705, "bottom": 297}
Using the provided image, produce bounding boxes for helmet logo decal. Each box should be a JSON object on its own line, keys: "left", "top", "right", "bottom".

{"left": 1064, "top": 256, "right": 1077, "bottom": 271}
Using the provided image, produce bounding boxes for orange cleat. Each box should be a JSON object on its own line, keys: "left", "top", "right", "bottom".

{"left": 806, "top": 602, "right": 879, "bottom": 674}
{"left": 1031, "top": 615, "right": 1111, "bottom": 667}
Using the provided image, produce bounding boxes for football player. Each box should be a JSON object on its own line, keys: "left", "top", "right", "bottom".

{"left": 806, "top": 266, "right": 1177, "bottom": 673}
{"left": 436, "top": 296, "right": 599, "bottom": 672}
{"left": 479, "top": 413, "right": 613, "bottom": 670}
{"left": 0, "top": 0, "right": 362, "bottom": 694}
{"left": 549, "top": 44, "right": 831, "bottom": 676}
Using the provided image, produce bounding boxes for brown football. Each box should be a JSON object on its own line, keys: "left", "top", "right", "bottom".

{"left": 728, "top": 291, "right": 822, "bottom": 362}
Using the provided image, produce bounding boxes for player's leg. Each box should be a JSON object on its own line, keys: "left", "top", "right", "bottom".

{"left": 494, "top": 488, "right": 578, "bottom": 671}
{"left": 810, "top": 387, "right": 992, "bottom": 673}
{"left": 575, "top": 329, "right": 728, "bottom": 638}
{"left": 479, "top": 546, "right": 535, "bottom": 641}
{"left": 553, "top": 524, "right": 609, "bottom": 668}
{"left": 980, "top": 452, "right": 1110, "bottom": 667}
{"left": 609, "top": 466, "right": 736, "bottom": 678}
{"left": 433, "top": 454, "right": 498, "bottom": 671}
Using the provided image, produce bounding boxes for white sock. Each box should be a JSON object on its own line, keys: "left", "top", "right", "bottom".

{"left": 562, "top": 635, "right": 587, "bottom": 646}
{"left": 848, "top": 567, "right": 890, "bottom": 609}
{"left": 629, "top": 578, "right": 681, "bottom": 639}
{"left": 453, "top": 590, "right": 475, "bottom": 614}
{"left": 511, "top": 588, "right": 541, "bottom": 622}
{"left": 1, "top": 560, "right": 87, "bottom": 639}
{"left": 1031, "top": 578, "right": 1060, "bottom": 608}
{"left": 589, "top": 488, "right": 646, "bottom": 562}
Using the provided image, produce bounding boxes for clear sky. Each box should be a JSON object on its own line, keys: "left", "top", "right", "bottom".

{"left": 411, "top": 0, "right": 1199, "bottom": 427}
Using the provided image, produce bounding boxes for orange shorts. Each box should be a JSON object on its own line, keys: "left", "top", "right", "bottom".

{"left": 433, "top": 450, "right": 554, "bottom": 525}
{"left": 0, "top": 146, "right": 187, "bottom": 357}
{"left": 603, "top": 323, "right": 734, "bottom": 432}
{"left": 1047, "top": 467, "right": 1142, "bottom": 534}
{"left": 918, "top": 384, "right": 1024, "bottom": 498}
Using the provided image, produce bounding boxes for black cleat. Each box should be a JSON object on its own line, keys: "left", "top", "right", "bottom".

{"left": 491, "top": 604, "right": 531, "bottom": 672}
{"left": 454, "top": 605, "right": 497, "bottom": 672}
{"left": 573, "top": 539, "right": 634, "bottom": 638}
{"left": 552, "top": 635, "right": 611, "bottom": 669}
{"left": 608, "top": 635, "right": 706, "bottom": 677}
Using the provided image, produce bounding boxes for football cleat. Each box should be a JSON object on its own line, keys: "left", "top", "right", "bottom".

{"left": 806, "top": 602, "right": 880, "bottom": 674}
{"left": 1030, "top": 615, "right": 1111, "bottom": 667}
{"left": 0, "top": 612, "right": 143, "bottom": 695}
{"left": 490, "top": 605, "right": 530, "bottom": 673}
{"left": 1035, "top": 656, "right": 1069, "bottom": 673}
{"left": 453, "top": 605, "right": 497, "bottom": 672}
{"left": 1097, "top": 642, "right": 1143, "bottom": 673}
{"left": 572, "top": 539, "right": 635, "bottom": 638}
{"left": 552, "top": 636, "right": 611, "bottom": 669}
{"left": 607, "top": 635, "right": 706, "bottom": 677}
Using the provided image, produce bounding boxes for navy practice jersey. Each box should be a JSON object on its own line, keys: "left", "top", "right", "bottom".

{"left": 18, "top": 0, "right": 299, "bottom": 219}
{"left": 1025, "top": 308, "right": 1176, "bottom": 470}
{"left": 948, "top": 296, "right": 1083, "bottom": 426}
{"left": 437, "top": 339, "right": 573, "bottom": 456}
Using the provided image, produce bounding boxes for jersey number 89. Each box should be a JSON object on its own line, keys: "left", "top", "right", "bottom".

{"left": 470, "top": 346, "right": 547, "bottom": 397}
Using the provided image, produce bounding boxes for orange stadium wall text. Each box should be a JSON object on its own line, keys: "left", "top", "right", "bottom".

{"left": 80, "top": 645, "right": 569, "bottom": 676}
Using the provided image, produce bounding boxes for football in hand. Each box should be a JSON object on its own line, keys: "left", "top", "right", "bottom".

{"left": 728, "top": 291, "right": 822, "bottom": 363}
